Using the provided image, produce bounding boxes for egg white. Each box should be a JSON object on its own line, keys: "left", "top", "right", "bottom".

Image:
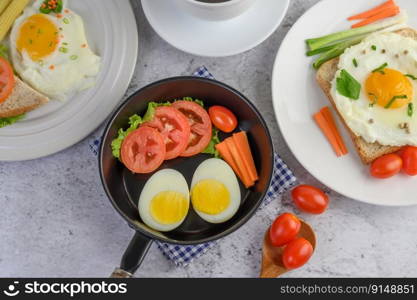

{"left": 9, "top": 0, "right": 101, "bottom": 101}
{"left": 138, "top": 169, "right": 190, "bottom": 232}
{"left": 191, "top": 158, "right": 241, "bottom": 224}
{"left": 331, "top": 32, "right": 417, "bottom": 146}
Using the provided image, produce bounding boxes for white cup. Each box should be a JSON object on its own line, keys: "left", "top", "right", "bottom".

{"left": 176, "top": 0, "right": 257, "bottom": 21}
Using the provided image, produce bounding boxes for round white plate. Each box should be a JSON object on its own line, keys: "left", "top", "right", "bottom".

{"left": 0, "top": 0, "right": 138, "bottom": 161}
{"left": 272, "top": 0, "right": 417, "bottom": 206}
{"left": 141, "top": 0, "right": 289, "bottom": 57}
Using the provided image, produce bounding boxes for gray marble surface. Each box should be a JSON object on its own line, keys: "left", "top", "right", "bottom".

{"left": 1, "top": 0, "right": 417, "bottom": 278}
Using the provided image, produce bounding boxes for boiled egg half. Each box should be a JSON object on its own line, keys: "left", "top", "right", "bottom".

{"left": 191, "top": 158, "right": 241, "bottom": 224}
{"left": 138, "top": 169, "right": 190, "bottom": 232}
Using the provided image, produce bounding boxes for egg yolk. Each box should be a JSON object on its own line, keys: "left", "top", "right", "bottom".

{"left": 191, "top": 180, "right": 230, "bottom": 215}
{"left": 17, "top": 14, "right": 59, "bottom": 61}
{"left": 150, "top": 191, "right": 189, "bottom": 225}
{"left": 365, "top": 68, "right": 413, "bottom": 109}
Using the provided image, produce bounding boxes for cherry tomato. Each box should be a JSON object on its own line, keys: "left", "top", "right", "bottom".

{"left": 400, "top": 146, "right": 417, "bottom": 176}
{"left": 171, "top": 101, "right": 212, "bottom": 157}
{"left": 291, "top": 185, "right": 329, "bottom": 214}
{"left": 121, "top": 126, "right": 166, "bottom": 174}
{"left": 208, "top": 105, "right": 238, "bottom": 133}
{"left": 370, "top": 153, "right": 403, "bottom": 179}
{"left": 0, "top": 57, "right": 15, "bottom": 104}
{"left": 143, "top": 106, "right": 191, "bottom": 160}
{"left": 282, "top": 238, "right": 313, "bottom": 270}
{"left": 269, "top": 213, "right": 301, "bottom": 247}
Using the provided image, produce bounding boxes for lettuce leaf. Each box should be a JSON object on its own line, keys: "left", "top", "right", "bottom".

{"left": 142, "top": 101, "right": 171, "bottom": 123}
{"left": 111, "top": 114, "right": 143, "bottom": 159}
{"left": 182, "top": 96, "right": 204, "bottom": 108}
{"left": 0, "top": 114, "right": 25, "bottom": 128}
{"left": 202, "top": 128, "right": 220, "bottom": 157}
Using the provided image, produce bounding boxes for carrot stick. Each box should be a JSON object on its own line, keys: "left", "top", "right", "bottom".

{"left": 351, "top": 6, "right": 400, "bottom": 28}
{"left": 225, "top": 137, "right": 254, "bottom": 188}
{"left": 313, "top": 111, "right": 343, "bottom": 157}
{"left": 348, "top": 0, "right": 395, "bottom": 20}
{"left": 320, "top": 107, "right": 348, "bottom": 155}
{"left": 232, "top": 131, "right": 259, "bottom": 182}
{"left": 216, "top": 141, "right": 243, "bottom": 180}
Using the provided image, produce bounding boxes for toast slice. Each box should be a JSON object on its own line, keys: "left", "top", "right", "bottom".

{"left": 0, "top": 76, "right": 49, "bottom": 118}
{"left": 316, "top": 28, "right": 417, "bottom": 164}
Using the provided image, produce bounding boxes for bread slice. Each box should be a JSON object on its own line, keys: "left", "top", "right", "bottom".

{"left": 316, "top": 28, "right": 417, "bottom": 164}
{"left": 0, "top": 76, "right": 49, "bottom": 118}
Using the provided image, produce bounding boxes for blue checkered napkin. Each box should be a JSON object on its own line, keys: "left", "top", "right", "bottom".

{"left": 89, "top": 66, "right": 297, "bottom": 267}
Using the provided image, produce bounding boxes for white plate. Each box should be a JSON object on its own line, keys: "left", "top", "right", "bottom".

{"left": 141, "top": 0, "right": 289, "bottom": 57}
{"left": 0, "top": 0, "right": 138, "bottom": 161}
{"left": 272, "top": 0, "right": 417, "bottom": 206}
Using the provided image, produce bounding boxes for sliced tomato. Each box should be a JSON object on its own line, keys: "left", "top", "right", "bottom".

{"left": 0, "top": 57, "right": 15, "bottom": 104}
{"left": 171, "top": 101, "right": 212, "bottom": 157}
{"left": 143, "top": 106, "right": 191, "bottom": 160}
{"left": 121, "top": 126, "right": 166, "bottom": 174}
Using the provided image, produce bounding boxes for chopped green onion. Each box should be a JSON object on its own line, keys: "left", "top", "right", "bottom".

{"left": 405, "top": 74, "right": 417, "bottom": 80}
{"left": 385, "top": 95, "right": 407, "bottom": 109}
{"left": 63, "top": 18, "right": 70, "bottom": 24}
{"left": 353, "top": 58, "right": 358, "bottom": 67}
{"left": 408, "top": 103, "right": 414, "bottom": 117}
{"left": 70, "top": 55, "right": 78, "bottom": 60}
{"left": 372, "top": 63, "right": 388, "bottom": 74}
{"left": 371, "top": 45, "right": 377, "bottom": 51}
{"left": 59, "top": 47, "right": 68, "bottom": 53}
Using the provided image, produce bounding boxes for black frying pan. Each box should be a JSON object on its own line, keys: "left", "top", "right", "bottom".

{"left": 99, "top": 77, "right": 274, "bottom": 277}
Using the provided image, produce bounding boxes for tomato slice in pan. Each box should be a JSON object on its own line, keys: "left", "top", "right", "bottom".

{"left": 171, "top": 101, "right": 212, "bottom": 157}
{"left": 143, "top": 106, "right": 191, "bottom": 160}
{"left": 0, "top": 57, "right": 15, "bottom": 104}
{"left": 121, "top": 126, "right": 166, "bottom": 174}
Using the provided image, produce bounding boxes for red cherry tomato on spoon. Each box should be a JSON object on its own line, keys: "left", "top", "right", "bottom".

{"left": 269, "top": 213, "right": 301, "bottom": 247}
{"left": 282, "top": 237, "right": 314, "bottom": 269}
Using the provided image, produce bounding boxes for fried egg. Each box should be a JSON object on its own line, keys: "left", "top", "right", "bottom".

{"left": 331, "top": 32, "right": 417, "bottom": 146}
{"left": 138, "top": 169, "right": 190, "bottom": 232}
{"left": 9, "top": 0, "right": 101, "bottom": 100}
{"left": 191, "top": 158, "right": 241, "bottom": 224}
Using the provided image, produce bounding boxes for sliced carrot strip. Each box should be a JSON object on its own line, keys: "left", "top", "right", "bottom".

{"left": 225, "top": 137, "right": 254, "bottom": 188}
{"left": 232, "top": 131, "right": 259, "bottom": 182}
{"left": 320, "top": 107, "right": 348, "bottom": 155}
{"left": 351, "top": 6, "right": 400, "bottom": 28}
{"left": 313, "top": 111, "right": 343, "bottom": 157}
{"left": 216, "top": 141, "right": 243, "bottom": 180}
{"left": 348, "top": 0, "right": 395, "bottom": 20}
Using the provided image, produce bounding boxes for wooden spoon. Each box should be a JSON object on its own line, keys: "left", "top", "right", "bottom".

{"left": 260, "top": 220, "right": 316, "bottom": 278}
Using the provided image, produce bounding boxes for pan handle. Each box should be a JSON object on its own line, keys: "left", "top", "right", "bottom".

{"left": 110, "top": 231, "right": 153, "bottom": 278}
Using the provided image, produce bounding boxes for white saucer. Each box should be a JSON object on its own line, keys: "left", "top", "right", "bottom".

{"left": 141, "top": 0, "right": 290, "bottom": 57}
